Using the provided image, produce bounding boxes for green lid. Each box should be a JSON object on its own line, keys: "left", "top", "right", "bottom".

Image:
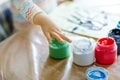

{"left": 49, "top": 38, "right": 70, "bottom": 59}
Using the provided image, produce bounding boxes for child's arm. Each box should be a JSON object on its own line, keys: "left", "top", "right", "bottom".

{"left": 11, "top": 0, "right": 71, "bottom": 43}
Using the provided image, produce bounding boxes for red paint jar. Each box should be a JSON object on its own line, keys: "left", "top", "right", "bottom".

{"left": 95, "top": 37, "right": 117, "bottom": 64}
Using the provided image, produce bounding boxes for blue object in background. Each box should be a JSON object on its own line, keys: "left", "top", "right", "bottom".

{"left": 117, "top": 21, "right": 120, "bottom": 29}
{"left": 3, "top": 8, "right": 14, "bottom": 35}
{"left": 0, "top": 7, "right": 14, "bottom": 42}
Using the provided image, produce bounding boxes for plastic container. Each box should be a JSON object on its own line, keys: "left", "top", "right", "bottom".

{"left": 49, "top": 38, "right": 70, "bottom": 59}
{"left": 86, "top": 66, "right": 108, "bottom": 80}
{"left": 108, "top": 28, "right": 120, "bottom": 54}
{"left": 95, "top": 37, "right": 117, "bottom": 64}
{"left": 72, "top": 38, "right": 96, "bottom": 66}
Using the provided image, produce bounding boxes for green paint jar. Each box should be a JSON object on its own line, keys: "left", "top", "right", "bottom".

{"left": 49, "top": 38, "right": 70, "bottom": 59}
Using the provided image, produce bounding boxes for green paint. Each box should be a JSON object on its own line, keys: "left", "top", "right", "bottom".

{"left": 49, "top": 38, "right": 70, "bottom": 59}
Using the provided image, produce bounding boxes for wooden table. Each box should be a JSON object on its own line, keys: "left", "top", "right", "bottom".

{"left": 0, "top": 26, "right": 120, "bottom": 80}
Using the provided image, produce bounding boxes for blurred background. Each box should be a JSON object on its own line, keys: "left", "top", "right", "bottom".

{"left": 0, "top": 0, "right": 120, "bottom": 42}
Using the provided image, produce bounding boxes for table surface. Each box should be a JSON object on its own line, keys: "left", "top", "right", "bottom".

{"left": 0, "top": 26, "right": 120, "bottom": 80}
{"left": 0, "top": 1, "right": 120, "bottom": 80}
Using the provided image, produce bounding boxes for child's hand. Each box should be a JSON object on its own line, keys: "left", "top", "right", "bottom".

{"left": 34, "top": 13, "right": 71, "bottom": 43}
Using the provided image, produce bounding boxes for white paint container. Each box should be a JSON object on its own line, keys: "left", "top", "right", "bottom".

{"left": 72, "top": 38, "right": 96, "bottom": 66}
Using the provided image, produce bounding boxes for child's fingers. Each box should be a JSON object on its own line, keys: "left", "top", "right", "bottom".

{"left": 51, "top": 32, "right": 63, "bottom": 42}
{"left": 57, "top": 32, "right": 72, "bottom": 43}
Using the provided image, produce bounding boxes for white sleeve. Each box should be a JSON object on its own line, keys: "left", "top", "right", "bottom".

{"left": 11, "top": 0, "right": 44, "bottom": 23}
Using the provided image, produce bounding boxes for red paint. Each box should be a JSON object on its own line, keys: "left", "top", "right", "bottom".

{"left": 95, "top": 37, "right": 117, "bottom": 64}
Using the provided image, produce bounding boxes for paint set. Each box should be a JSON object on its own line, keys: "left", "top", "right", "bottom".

{"left": 49, "top": 37, "right": 110, "bottom": 80}
{"left": 49, "top": 36, "right": 118, "bottom": 64}
{"left": 48, "top": 21, "right": 120, "bottom": 80}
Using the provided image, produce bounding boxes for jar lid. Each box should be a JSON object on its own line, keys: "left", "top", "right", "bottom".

{"left": 86, "top": 66, "right": 108, "bottom": 80}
